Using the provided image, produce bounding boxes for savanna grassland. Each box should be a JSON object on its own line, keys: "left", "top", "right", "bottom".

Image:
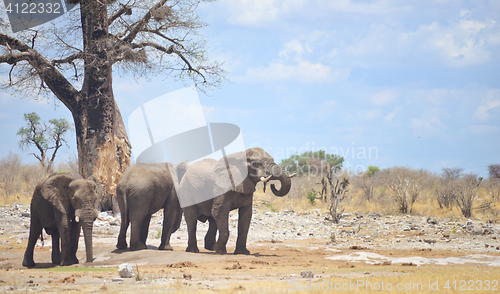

{"left": 1, "top": 153, "right": 500, "bottom": 293}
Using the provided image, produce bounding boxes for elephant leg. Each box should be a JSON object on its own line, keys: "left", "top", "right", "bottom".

{"left": 139, "top": 214, "right": 151, "bottom": 246}
{"left": 57, "top": 214, "right": 75, "bottom": 266}
{"left": 204, "top": 217, "right": 217, "bottom": 251}
{"left": 213, "top": 212, "right": 229, "bottom": 254}
{"left": 184, "top": 207, "right": 199, "bottom": 253}
{"left": 23, "top": 212, "right": 42, "bottom": 267}
{"left": 116, "top": 212, "right": 129, "bottom": 250}
{"left": 234, "top": 204, "right": 252, "bottom": 255}
{"left": 159, "top": 196, "right": 181, "bottom": 250}
{"left": 69, "top": 221, "right": 80, "bottom": 264}
{"left": 51, "top": 229, "right": 61, "bottom": 265}
{"left": 116, "top": 189, "right": 128, "bottom": 250}
{"left": 129, "top": 217, "right": 148, "bottom": 251}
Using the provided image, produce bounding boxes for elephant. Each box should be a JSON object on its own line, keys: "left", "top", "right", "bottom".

{"left": 115, "top": 162, "right": 186, "bottom": 251}
{"left": 180, "top": 147, "right": 296, "bottom": 255}
{"left": 23, "top": 172, "right": 99, "bottom": 267}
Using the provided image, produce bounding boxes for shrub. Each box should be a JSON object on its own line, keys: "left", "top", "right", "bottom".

{"left": 306, "top": 190, "right": 317, "bottom": 205}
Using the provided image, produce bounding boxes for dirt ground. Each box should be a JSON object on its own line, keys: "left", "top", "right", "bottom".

{"left": 1, "top": 205, "right": 500, "bottom": 293}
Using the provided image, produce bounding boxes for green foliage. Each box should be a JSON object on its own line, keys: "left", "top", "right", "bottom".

{"left": 17, "top": 112, "right": 73, "bottom": 171}
{"left": 265, "top": 201, "right": 279, "bottom": 212}
{"left": 307, "top": 190, "right": 317, "bottom": 205}
{"left": 366, "top": 166, "right": 380, "bottom": 176}
{"left": 281, "top": 150, "right": 344, "bottom": 176}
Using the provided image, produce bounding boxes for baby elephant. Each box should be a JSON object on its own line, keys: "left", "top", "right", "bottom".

{"left": 23, "top": 173, "right": 99, "bottom": 267}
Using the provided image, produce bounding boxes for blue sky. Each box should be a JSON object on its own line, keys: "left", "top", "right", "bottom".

{"left": 1, "top": 0, "right": 499, "bottom": 177}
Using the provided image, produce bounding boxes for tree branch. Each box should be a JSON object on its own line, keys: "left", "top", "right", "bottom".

{"left": 0, "top": 51, "right": 32, "bottom": 64}
{"left": 131, "top": 41, "right": 207, "bottom": 83}
{"left": 142, "top": 29, "right": 186, "bottom": 50}
{"left": 52, "top": 52, "right": 84, "bottom": 65}
{"left": 109, "top": 4, "right": 133, "bottom": 25}
{"left": 122, "top": 0, "right": 169, "bottom": 43}
{"left": 0, "top": 33, "right": 80, "bottom": 112}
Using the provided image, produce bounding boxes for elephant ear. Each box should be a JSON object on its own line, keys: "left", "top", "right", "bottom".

{"left": 213, "top": 151, "right": 255, "bottom": 196}
{"left": 41, "top": 173, "right": 76, "bottom": 215}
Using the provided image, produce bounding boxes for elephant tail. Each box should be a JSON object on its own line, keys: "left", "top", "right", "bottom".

{"left": 115, "top": 185, "right": 128, "bottom": 224}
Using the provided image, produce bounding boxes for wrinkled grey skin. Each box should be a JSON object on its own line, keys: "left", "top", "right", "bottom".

{"left": 116, "top": 162, "right": 186, "bottom": 251}
{"left": 23, "top": 173, "right": 99, "bottom": 267}
{"left": 180, "top": 147, "right": 293, "bottom": 255}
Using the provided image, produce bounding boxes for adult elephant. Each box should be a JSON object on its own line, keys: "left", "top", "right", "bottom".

{"left": 115, "top": 162, "right": 186, "bottom": 251}
{"left": 180, "top": 147, "right": 295, "bottom": 255}
{"left": 23, "top": 173, "right": 99, "bottom": 267}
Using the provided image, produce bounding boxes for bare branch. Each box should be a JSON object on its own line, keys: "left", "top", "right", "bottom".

{"left": 52, "top": 52, "right": 84, "bottom": 65}
{"left": 123, "top": 0, "right": 169, "bottom": 43}
{"left": 142, "top": 29, "right": 186, "bottom": 50}
{"left": 0, "top": 33, "right": 79, "bottom": 111}
{"left": 131, "top": 41, "right": 207, "bottom": 82}
{"left": 31, "top": 31, "right": 38, "bottom": 49}
{"left": 109, "top": 4, "right": 133, "bottom": 25}
{"left": 0, "top": 51, "right": 32, "bottom": 64}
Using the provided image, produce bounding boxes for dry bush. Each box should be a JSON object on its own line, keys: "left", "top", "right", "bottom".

{"left": 353, "top": 172, "right": 379, "bottom": 202}
{"left": 0, "top": 152, "right": 49, "bottom": 204}
{"left": 382, "top": 167, "right": 422, "bottom": 214}
{"left": 452, "top": 174, "right": 483, "bottom": 218}
{"left": 255, "top": 164, "right": 498, "bottom": 221}
{"left": 0, "top": 152, "right": 79, "bottom": 205}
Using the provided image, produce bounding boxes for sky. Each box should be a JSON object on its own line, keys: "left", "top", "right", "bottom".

{"left": 1, "top": 0, "right": 499, "bottom": 177}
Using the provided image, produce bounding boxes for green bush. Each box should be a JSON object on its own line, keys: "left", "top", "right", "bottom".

{"left": 307, "top": 190, "right": 317, "bottom": 205}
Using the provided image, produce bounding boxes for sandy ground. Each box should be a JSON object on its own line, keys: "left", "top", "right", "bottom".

{"left": 1, "top": 204, "right": 500, "bottom": 293}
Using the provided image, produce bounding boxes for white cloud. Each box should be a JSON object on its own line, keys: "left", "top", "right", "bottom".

{"left": 409, "top": 108, "right": 448, "bottom": 136}
{"left": 468, "top": 124, "right": 499, "bottom": 135}
{"left": 241, "top": 39, "right": 349, "bottom": 83}
{"left": 218, "top": 0, "right": 406, "bottom": 28}
{"left": 244, "top": 60, "right": 333, "bottom": 83}
{"left": 279, "top": 39, "right": 305, "bottom": 61}
{"left": 221, "top": 0, "right": 281, "bottom": 27}
{"left": 474, "top": 90, "right": 500, "bottom": 121}
{"left": 412, "top": 19, "right": 497, "bottom": 66}
{"left": 371, "top": 90, "right": 398, "bottom": 105}
{"left": 384, "top": 110, "right": 397, "bottom": 122}
{"left": 323, "top": 0, "right": 410, "bottom": 15}
{"left": 361, "top": 109, "right": 382, "bottom": 120}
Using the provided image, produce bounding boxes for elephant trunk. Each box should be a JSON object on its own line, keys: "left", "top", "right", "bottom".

{"left": 268, "top": 163, "right": 292, "bottom": 197}
{"left": 82, "top": 220, "right": 94, "bottom": 263}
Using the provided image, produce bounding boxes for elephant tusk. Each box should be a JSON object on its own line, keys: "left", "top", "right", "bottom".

{"left": 75, "top": 215, "right": 80, "bottom": 223}
{"left": 288, "top": 173, "right": 297, "bottom": 178}
{"left": 260, "top": 175, "right": 272, "bottom": 183}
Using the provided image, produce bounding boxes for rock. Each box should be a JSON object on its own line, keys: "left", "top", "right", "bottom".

{"left": 368, "top": 213, "right": 382, "bottom": 219}
{"left": 109, "top": 219, "right": 120, "bottom": 226}
{"left": 21, "top": 212, "right": 30, "bottom": 218}
{"left": 424, "top": 239, "right": 437, "bottom": 244}
{"left": 427, "top": 217, "right": 437, "bottom": 225}
{"left": 301, "top": 270, "right": 314, "bottom": 278}
{"left": 118, "top": 263, "right": 135, "bottom": 278}
{"left": 112, "top": 278, "right": 124, "bottom": 283}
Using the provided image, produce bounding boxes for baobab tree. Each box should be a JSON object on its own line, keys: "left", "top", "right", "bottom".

{"left": 0, "top": 0, "right": 226, "bottom": 209}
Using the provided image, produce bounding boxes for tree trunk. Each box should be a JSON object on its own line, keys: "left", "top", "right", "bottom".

{"left": 74, "top": 0, "right": 131, "bottom": 210}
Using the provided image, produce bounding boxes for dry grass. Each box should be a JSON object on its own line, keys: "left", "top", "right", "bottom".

{"left": 254, "top": 167, "right": 500, "bottom": 222}
{"left": 2, "top": 152, "right": 499, "bottom": 222}
{"left": 0, "top": 152, "right": 78, "bottom": 205}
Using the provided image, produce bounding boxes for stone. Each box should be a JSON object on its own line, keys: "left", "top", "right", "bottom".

{"left": 118, "top": 263, "right": 135, "bottom": 278}
{"left": 300, "top": 271, "right": 314, "bottom": 278}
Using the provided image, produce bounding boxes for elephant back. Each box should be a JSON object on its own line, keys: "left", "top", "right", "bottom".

{"left": 178, "top": 159, "right": 216, "bottom": 207}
